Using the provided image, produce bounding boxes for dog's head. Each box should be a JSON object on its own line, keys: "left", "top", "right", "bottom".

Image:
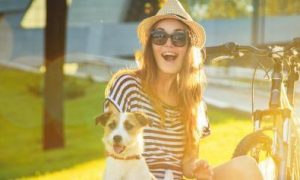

{"left": 96, "top": 111, "right": 151, "bottom": 155}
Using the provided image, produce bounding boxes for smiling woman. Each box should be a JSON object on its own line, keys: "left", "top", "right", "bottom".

{"left": 101, "top": 0, "right": 263, "bottom": 179}
{"left": 151, "top": 19, "right": 188, "bottom": 75}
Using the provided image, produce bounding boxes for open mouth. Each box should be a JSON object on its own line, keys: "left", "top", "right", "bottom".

{"left": 113, "top": 144, "right": 126, "bottom": 154}
{"left": 162, "top": 52, "right": 178, "bottom": 62}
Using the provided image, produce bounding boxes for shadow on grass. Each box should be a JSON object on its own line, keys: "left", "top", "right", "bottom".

{"left": 0, "top": 122, "right": 107, "bottom": 179}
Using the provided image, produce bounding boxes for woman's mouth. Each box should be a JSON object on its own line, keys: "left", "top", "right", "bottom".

{"left": 162, "top": 52, "right": 178, "bottom": 62}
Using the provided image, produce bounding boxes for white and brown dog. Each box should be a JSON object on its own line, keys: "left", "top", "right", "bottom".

{"left": 96, "top": 111, "right": 173, "bottom": 180}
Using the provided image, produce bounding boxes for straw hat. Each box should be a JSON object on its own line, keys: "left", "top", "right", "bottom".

{"left": 137, "top": 0, "right": 206, "bottom": 48}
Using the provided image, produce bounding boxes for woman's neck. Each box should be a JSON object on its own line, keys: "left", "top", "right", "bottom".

{"left": 156, "top": 72, "right": 176, "bottom": 92}
{"left": 154, "top": 72, "right": 178, "bottom": 106}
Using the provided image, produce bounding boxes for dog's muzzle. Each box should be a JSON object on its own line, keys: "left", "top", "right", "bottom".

{"left": 112, "top": 135, "right": 126, "bottom": 154}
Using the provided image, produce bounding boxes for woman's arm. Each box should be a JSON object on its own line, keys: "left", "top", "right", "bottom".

{"left": 182, "top": 143, "right": 199, "bottom": 178}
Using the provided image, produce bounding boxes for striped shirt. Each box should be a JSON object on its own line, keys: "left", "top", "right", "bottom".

{"left": 104, "top": 73, "right": 210, "bottom": 180}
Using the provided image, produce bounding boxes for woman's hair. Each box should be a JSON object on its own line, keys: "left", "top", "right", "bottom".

{"left": 106, "top": 20, "right": 206, "bottom": 152}
{"left": 136, "top": 22, "right": 207, "bottom": 152}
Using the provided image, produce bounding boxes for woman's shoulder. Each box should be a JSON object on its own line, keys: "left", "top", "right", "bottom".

{"left": 105, "top": 69, "right": 141, "bottom": 95}
{"left": 109, "top": 69, "right": 141, "bottom": 85}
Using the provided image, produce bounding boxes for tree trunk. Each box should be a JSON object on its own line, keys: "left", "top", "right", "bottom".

{"left": 43, "top": 0, "right": 67, "bottom": 150}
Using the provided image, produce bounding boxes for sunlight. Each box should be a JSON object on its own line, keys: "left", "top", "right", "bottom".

{"left": 196, "top": 101, "right": 209, "bottom": 134}
{"left": 258, "top": 157, "right": 276, "bottom": 180}
{"left": 39, "top": 63, "right": 79, "bottom": 75}
{"left": 21, "top": 0, "right": 72, "bottom": 29}
{"left": 21, "top": 159, "right": 105, "bottom": 180}
{"left": 192, "top": 46, "right": 203, "bottom": 66}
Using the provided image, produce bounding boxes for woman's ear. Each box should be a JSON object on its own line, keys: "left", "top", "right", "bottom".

{"left": 95, "top": 111, "right": 112, "bottom": 127}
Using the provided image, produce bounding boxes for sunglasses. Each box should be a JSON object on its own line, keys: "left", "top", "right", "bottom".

{"left": 150, "top": 29, "right": 189, "bottom": 47}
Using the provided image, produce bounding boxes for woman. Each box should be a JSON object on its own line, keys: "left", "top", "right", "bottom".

{"left": 103, "top": 0, "right": 263, "bottom": 179}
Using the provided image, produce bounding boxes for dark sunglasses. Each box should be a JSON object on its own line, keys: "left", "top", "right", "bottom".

{"left": 150, "top": 29, "right": 189, "bottom": 47}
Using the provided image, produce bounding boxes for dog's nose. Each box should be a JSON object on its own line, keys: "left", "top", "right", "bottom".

{"left": 113, "top": 135, "right": 122, "bottom": 143}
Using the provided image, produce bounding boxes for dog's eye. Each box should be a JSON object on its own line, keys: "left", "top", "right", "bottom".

{"left": 124, "top": 121, "right": 134, "bottom": 130}
{"left": 108, "top": 122, "right": 116, "bottom": 129}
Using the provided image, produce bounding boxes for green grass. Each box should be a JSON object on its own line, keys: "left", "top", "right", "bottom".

{"left": 199, "top": 107, "right": 252, "bottom": 166}
{"left": 0, "top": 66, "right": 253, "bottom": 179}
{"left": 0, "top": 66, "right": 106, "bottom": 179}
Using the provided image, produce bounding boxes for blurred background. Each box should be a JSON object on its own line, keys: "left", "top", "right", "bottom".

{"left": 0, "top": 0, "right": 300, "bottom": 179}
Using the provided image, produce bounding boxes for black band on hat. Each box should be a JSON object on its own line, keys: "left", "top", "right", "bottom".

{"left": 168, "top": 13, "right": 187, "bottom": 20}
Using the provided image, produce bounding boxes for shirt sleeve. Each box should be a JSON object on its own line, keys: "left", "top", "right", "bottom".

{"left": 197, "top": 100, "right": 211, "bottom": 138}
{"left": 103, "top": 74, "right": 138, "bottom": 113}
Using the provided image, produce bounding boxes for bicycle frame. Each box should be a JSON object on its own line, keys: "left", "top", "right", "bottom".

{"left": 252, "top": 52, "right": 298, "bottom": 180}
{"left": 213, "top": 38, "right": 300, "bottom": 180}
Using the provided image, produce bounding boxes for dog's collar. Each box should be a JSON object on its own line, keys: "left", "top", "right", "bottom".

{"left": 106, "top": 152, "right": 142, "bottom": 160}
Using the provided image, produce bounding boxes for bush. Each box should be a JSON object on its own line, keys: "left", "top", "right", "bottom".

{"left": 27, "top": 75, "right": 91, "bottom": 100}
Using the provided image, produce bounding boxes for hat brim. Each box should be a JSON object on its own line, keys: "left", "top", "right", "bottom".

{"left": 137, "top": 14, "right": 206, "bottom": 48}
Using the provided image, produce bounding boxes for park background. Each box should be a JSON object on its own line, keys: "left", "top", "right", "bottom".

{"left": 0, "top": 0, "right": 300, "bottom": 179}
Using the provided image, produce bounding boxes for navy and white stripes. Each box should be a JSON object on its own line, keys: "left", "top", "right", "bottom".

{"left": 104, "top": 73, "right": 210, "bottom": 179}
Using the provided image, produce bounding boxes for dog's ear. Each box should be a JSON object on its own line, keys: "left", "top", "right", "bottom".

{"left": 133, "top": 112, "right": 152, "bottom": 127}
{"left": 95, "top": 111, "right": 112, "bottom": 127}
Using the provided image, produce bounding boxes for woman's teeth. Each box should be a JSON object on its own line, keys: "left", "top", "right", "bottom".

{"left": 162, "top": 52, "right": 177, "bottom": 61}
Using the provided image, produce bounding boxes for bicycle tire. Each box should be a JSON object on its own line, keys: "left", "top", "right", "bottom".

{"left": 232, "top": 132, "right": 272, "bottom": 158}
{"left": 232, "top": 132, "right": 278, "bottom": 179}
{"left": 287, "top": 123, "right": 300, "bottom": 179}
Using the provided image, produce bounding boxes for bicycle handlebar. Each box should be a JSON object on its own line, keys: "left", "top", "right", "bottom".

{"left": 211, "top": 37, "right": 300, "bottom": 58}
{"left": 284, "top": 37, "right": 300, "bottom": 50}
{"left": 212, "top": 42, "right": 269, "bottom": 57}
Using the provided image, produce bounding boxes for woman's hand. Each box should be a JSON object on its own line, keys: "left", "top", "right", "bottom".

{"left": 193, "top": 159, "right": 214, "bottom": 180}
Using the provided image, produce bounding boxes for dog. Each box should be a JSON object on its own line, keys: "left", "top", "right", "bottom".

{"left": 96, "top": 111, "right": 174, "bottom": 180}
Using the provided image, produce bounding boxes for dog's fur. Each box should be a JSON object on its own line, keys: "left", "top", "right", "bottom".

{"left": 96, "top": 111, "right": 174, "bottom": 180}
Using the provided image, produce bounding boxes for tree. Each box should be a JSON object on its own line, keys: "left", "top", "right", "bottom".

{"left": 123, "top": 0, "right": 190, "bottom": 22}
{"left": 43, "top": 0, "right": 67, "bottom": 150}
{"left": 265, "top": 0, "right": 300, "bottom": 16}
{"left": 189, "top": 0, "right": 300, "bottom": 20}
{"left": 124, "top": 0, "right": 160, "bottom": 22}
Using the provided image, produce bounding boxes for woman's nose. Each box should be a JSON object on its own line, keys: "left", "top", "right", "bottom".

{"left": 164, "top": 37, "right": 174, "bottom": 47}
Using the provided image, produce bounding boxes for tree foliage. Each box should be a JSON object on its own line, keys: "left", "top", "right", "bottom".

{"left": 125, "top": 0, "right": 300, "bottom": 21}
{"left": 188, "top": 0, "right": 300, "bottom": 20}
{"left": 265, "top": 0, "right": 300, "bottom": 16}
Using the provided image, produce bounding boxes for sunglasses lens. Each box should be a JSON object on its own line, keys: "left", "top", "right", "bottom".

{"left": 171, "top": 32, "right": 187, "bottom": 47}
{"left": 151, "top": 30, "right": 167, "bottom": 45}
{"left": 151, "top": 30, "right": 187, "bottom": 47}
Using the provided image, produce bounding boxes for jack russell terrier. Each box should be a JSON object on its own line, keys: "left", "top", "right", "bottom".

{"left": 96, "top": 111, "right": 174, "bottom": 180}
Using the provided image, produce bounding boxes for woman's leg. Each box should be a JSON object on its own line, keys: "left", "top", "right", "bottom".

{"left": 213, "top": 155, "right": 263, "bottom": 180}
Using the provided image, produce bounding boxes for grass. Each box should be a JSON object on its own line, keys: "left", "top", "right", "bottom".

{"left": 0, "top": 66, "right": 106, "bottom": 179}
{"left": 199, "top": 107, "right": 252, "bottom": 165}
{"left": 0, "top": 66, "right": 253, "bottom": 179}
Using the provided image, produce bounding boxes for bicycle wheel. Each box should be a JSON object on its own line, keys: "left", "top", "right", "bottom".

{"left": 287, "top": 140, "right": 300, "bottom": 179}
{"left": 232, "top": 132, "right": 276, "bottom": 179}
{"left": 287, "top": 123, "right": 300, "bottom": 180}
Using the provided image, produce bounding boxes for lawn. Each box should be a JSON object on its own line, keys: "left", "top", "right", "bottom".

{"left": 0, "top": 66, "right": 252, "bottom": 179}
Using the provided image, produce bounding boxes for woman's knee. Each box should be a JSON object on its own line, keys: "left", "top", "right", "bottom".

{"left": 231, "top": 155, "right": 263, "bottom": 179}
{"left": 233, "top": 155, "right": 258, "bottom": 168}
{"left": 213, "top": 156, "right": 259, "bottom": 180}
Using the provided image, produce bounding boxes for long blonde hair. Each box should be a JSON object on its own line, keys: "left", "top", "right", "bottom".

{"left": 136, "top": 31, "right": 206, "bottom": 152}
{"left": 106, "top": 24, "right": 206, "bottom": 152}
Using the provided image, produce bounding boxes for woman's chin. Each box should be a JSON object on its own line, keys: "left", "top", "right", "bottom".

{"left": 158, "top": 69, "right": 180, "bottom": 75}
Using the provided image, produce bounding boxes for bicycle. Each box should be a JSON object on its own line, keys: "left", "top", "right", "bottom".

{"left": 211, "top": 38, "right": 300, "bottom": 180}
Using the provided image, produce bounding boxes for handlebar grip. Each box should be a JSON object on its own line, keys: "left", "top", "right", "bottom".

{"left": 210, "top": 42, "right": 238, "bottom": 56}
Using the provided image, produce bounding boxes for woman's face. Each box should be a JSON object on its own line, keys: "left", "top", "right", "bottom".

{"left": 151, "top": 19, "right": 189, "bottom": 76}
